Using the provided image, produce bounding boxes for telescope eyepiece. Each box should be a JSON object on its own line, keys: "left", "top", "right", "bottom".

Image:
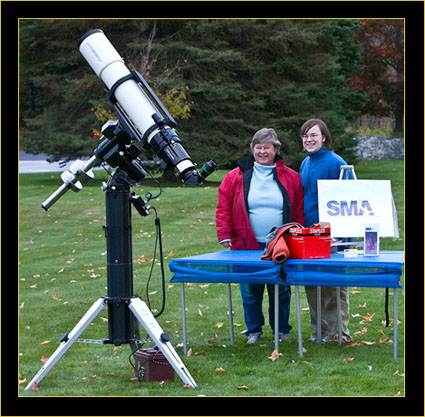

{"left": 197, "top": 160, "right": 218, "bottom": 181}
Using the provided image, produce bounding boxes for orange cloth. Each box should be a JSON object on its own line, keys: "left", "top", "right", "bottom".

{"left": 261, "top": 224, "right": 295, "bottom": 264}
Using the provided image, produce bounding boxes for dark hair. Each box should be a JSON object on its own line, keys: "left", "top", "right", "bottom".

{"left": 300, "top": 119, "right": 333, "bottom": 150}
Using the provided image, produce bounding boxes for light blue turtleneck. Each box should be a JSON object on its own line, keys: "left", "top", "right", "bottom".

{"left": 247, "top": 162, "right": 284, "bottom": 242}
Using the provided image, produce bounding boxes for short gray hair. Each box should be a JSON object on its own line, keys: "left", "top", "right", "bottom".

{"left": 250, "top": 128, "right": 281, "bottom": 153}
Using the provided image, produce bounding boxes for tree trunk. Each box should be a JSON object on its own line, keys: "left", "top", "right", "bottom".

{"left": 394, "top": 105, "right": 404, "bottom": 133}
{"left": 159, "top": 167, "right": 181, "bottom": 184}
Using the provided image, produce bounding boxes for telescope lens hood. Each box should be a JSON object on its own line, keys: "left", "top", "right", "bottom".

{"left": 78, "top": 29, "right": 104, "bottom": 47}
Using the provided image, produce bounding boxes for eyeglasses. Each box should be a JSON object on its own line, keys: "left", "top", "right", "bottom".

{"left": 301, "top": 133, "right": 321, "bottom": 140}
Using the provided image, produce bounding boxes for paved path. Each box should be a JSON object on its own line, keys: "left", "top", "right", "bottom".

{"left": 19, "top": 152, "right": 95, "bottom": 174}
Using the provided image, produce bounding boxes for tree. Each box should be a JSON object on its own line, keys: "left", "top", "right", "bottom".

{"left": 19, "top": 19, "right": 192, "bottom": 163}
{"left": 348, "top": 19, "right": 404, "bottom": 132}
{"left": 20, "top": 19, "right": 364, "bottom": 170}
{"left": 152, "top": 19, "right": 363, "bottom": 169}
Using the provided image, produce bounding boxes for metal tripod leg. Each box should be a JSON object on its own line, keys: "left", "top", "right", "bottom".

{"left": 129, "top": 297, "right": 197, "bottom": 388}
{"left": 25, "top": 297, "right": 106, "bottom": 391}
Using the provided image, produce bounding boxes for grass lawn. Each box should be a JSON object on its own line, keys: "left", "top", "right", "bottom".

{"left": 18, "top": 160, "right": 405, "bottom": 398}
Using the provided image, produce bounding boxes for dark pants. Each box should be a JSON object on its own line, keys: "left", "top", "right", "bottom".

{"left": 240, "top": 282, "right": 292, "bottom": 335}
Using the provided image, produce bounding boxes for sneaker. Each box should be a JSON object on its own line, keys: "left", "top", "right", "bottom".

{"left": 278, "top": 333, "right": 289, "bottom": 341}
{"left": 332, "top": 335, "right": 354, "bottom": 344}
{"left": 246, "top": 332, "right": 262, "bottom": 344}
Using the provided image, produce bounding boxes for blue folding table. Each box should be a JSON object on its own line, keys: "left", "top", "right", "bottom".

{"left": 169, "top": 251, "right": 404, "bottom": 360}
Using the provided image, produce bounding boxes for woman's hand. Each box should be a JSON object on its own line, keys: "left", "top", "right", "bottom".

{"left": 221, "top": 241, "right": 232, "bottom": 248}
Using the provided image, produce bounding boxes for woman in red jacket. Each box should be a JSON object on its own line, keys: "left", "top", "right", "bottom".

{"left": 216, "top": 128, "right": 305, "bottom": 344}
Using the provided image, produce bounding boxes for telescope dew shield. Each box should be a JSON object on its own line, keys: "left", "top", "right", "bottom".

{"left": 79, "top": 29, "right": 197, "bottom": 184}
{"left": 79, "top": 29, "right": 158, "bottom": 132}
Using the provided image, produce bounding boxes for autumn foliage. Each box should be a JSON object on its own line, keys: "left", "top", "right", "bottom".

{"left": 349, "top": 19, "right": 404, "bottom": 132}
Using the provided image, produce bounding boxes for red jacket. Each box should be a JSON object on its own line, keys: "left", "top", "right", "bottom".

{"left": 216, "top": 156, "right": 305, "bottom": 251}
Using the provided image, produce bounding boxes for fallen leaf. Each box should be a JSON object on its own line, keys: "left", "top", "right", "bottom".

{"left": 31, "top": 382, "right": 40, "bottom": 391}
{"left": 363, "top": 313, "right": 375, "bottom": 322}
{"left": 367, "top": 365, "right": 373, "bottom": 371}
{"left": 361, "top": 341, "right": 376, "bottom": 345}
{"left": 187, "top": 348, "right": 192, "bottom": 357}
{"left": 184, "top": 384, "right": 193, "bottom": 389}
{"left": 40, "top": 340, "right": 51, "bottom": 345}
{"left": 215, "top": 367, "right": 225, "bottom": 372}
{"left": 344, "top": 357, "right": 355, "bottom": 361}
{"left": 268, "top": 349, "right": 283, "bottom": 361}
{"left": 198, "top": 308, "right": 203, "bottom": 316}
{"left": 351, "top": 290, "right": 361, "bottom": 294}
{"left": 40, "top": 355, "right": 49, "bottom": 363}
{"left": 346, "top": 342, "right": 362, "bottom": 348}
{"left": 215, "top": 322, "right": 224, "bottom": 328}
{"left": 238, "top": 385, "right": 248, "bottom": 390}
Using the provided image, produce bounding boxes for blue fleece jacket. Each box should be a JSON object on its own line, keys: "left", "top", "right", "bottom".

{"left": 300, "top": 148, "right": 349, "bottom": 228}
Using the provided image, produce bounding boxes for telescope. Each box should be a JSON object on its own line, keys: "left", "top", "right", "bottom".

{"left": 79, "top": 28, "right": 206, "bottom": 185}
{"left": 41, "top": 29, "right": 216, "bottom": 211}
{"left": 27, "top": 29, "right": 217, "bottom": 391}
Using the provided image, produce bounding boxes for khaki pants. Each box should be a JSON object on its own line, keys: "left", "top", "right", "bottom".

{"left": 305, "top": 286, "right": 351, "bottom": 341}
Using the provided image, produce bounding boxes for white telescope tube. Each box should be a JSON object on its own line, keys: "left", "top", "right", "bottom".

{"left": 79, "top": 29, "right": 159, "bottom": 139}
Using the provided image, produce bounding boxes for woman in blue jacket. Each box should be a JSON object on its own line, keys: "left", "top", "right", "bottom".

{"left": 300, "top": 119, "right": 353, "bottom": 343}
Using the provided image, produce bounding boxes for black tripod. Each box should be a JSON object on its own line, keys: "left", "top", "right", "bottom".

{"left": 25, "top": 168, "right": 197, "bottom": 390}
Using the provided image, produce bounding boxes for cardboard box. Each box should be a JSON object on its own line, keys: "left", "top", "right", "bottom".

{"left": 288, "top": 224, "right": 331, "bottom": 259}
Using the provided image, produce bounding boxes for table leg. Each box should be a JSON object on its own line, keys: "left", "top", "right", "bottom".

{"left": 180, "top": 283, "right": 187, "bottom": 356}
{"left": 336, "top": 286, "right": 342, "bottom": 345}
{"left": 393, "top": 289, "right": 398, "bottom": 361}
{"left": 274, "top": 284, "right": 279, "bottom": 351}
{"left": 227, "top": 283, "right": 234, "bottom": 344}
{"left": 295, "top": 286, "right": 303, "bottom": 357}
{"left": 317, "top": 286, "right": 321, "bottom": 343}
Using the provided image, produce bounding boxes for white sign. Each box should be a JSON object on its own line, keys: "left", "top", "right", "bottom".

{"left": 317, "top": 180, "right": 398, "bottom": 237}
